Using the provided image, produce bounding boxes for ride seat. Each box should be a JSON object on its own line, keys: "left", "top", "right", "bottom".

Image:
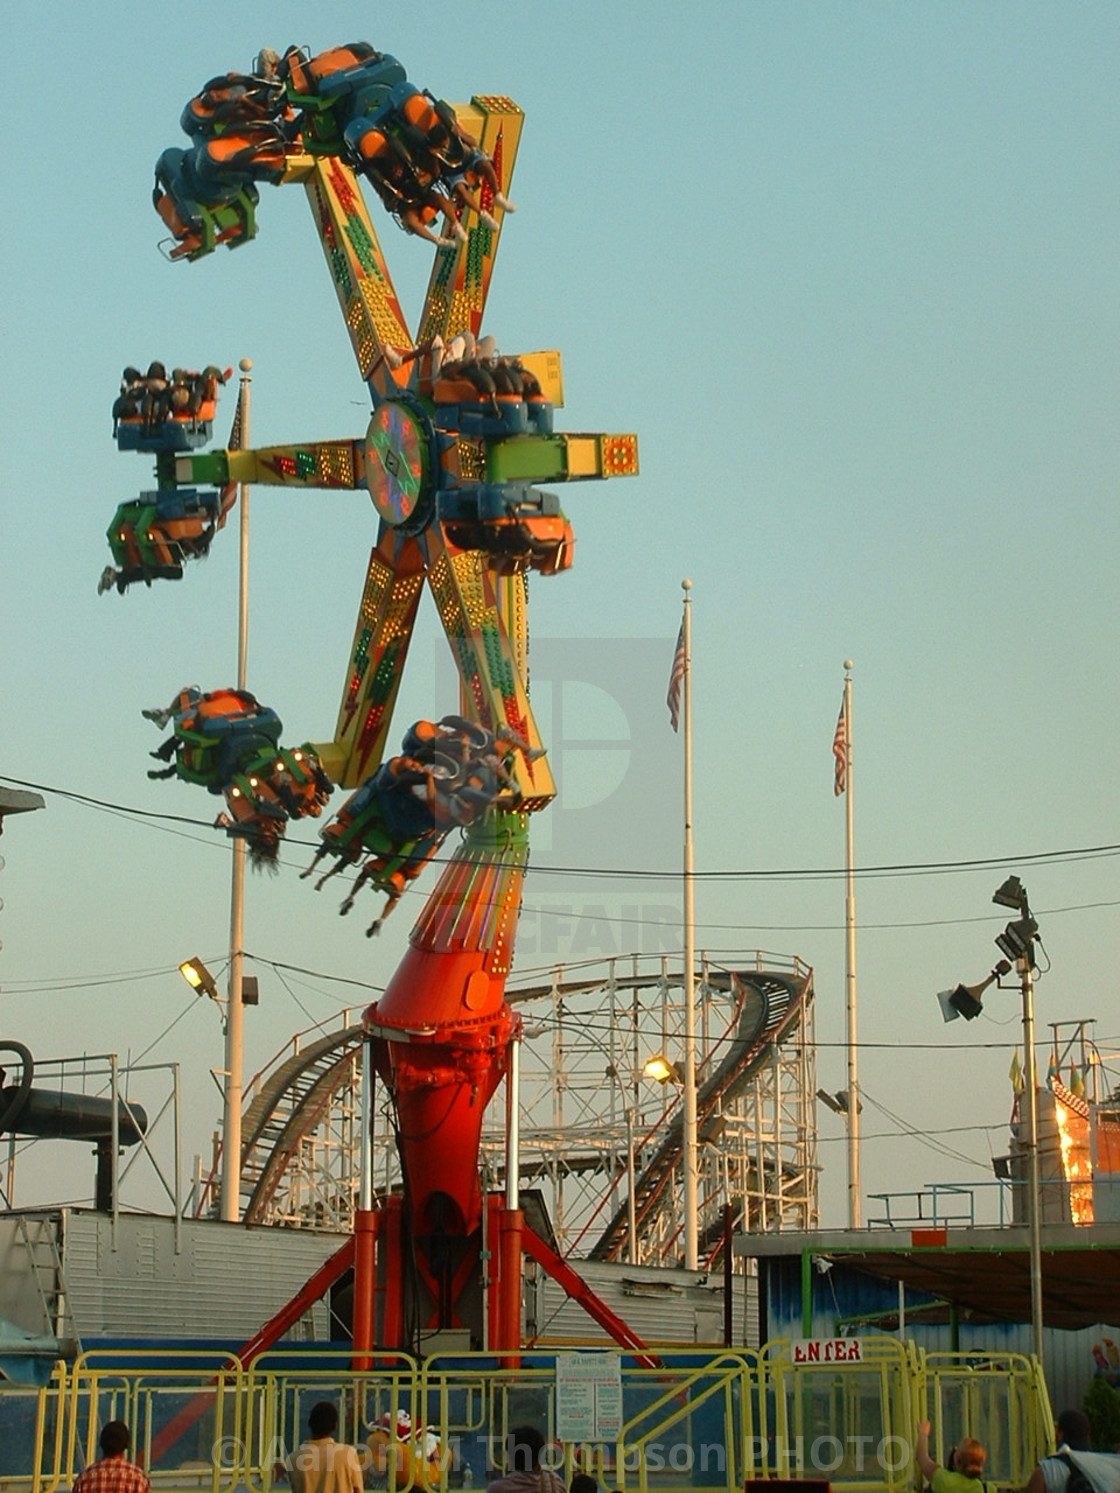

{"left": 194, "top": 127, "right": 288, "bottom": 185}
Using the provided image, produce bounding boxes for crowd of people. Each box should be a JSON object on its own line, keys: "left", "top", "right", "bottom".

{"left": 917, "top": 1410, "right": 1120, "bottom": 1493}
{"left": 73, "top": 1407, "right": 1120, "bottom": 1493}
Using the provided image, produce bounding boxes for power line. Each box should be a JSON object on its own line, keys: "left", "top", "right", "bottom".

{"left": 5, "top": 772, "right": 1120, "bottom": 885}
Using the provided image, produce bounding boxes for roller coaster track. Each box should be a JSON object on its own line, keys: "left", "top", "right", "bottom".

{"left": 205, "top": 958, "right": 813, "bottom": 1250}
{"left": 195, "top": 1024, "right": 364, "bottom": 1225}
{"left": 585, "top": 966, "right": 813, "bottom": 1261}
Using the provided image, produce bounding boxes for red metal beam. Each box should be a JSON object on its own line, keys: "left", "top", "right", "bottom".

{"left": 145, "top": 1236, "right": 355, "bottom": 1467}
{"left": 521, "top": 1223, "right": 660, "bottom": 1368}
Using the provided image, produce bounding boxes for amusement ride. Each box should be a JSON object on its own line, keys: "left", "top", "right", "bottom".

{"left": 102, "top": 40, "right": 645, "bottom": 1354}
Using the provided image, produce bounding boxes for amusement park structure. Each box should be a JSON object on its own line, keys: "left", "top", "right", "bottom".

{"left": 103, "top": 41, "right": 653, "bottom": 1354}
{"left": 194, "top": 952, "right": 819, "bottom": 1260}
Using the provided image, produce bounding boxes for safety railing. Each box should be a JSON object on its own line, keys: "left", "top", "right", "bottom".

{"left": 420, "top": 1348, "right": 763, "bottom": 1493}
{"left": 244, "top": 1350, "right": 420, "bottom": 1493}
{"left": 0, "top": 1342, "right": 1053, "bottom": 1493}
{"left": 760, "top": 1337, "right": 921, "bottom": 1493}
{"left": 0, "top": 1362, "right": 69, "bottom": 1492}
{"left": 919, "top": 1350, "right": 1054, "bottom": 1491}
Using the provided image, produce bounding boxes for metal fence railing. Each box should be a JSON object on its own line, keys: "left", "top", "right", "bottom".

{"left": 0, "top": 1342, "right": 1053, "bottom": 1493}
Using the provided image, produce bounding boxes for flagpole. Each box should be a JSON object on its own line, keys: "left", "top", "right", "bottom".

{"left": 682, "top": 579, "right": 699, "bottom": 1269}
{"left": 220, "top": 358, "right": 251, "bottom": 1224}
{"left": 842, "top": 659, "right": 860, "bottom": 1229}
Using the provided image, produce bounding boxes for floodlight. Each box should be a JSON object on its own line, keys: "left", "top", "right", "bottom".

{"left": 644, "top": 1054, "right": 683, "bottom": 1085}
{"left": 816, "top": 1088, "right": 861, "bottom": 1114}
{"left": 179, "top": 956, "right": 219, "bottom": 1000}
{"left": 992, "top": 875, "right": 1027, "bottom": 912}
{"left": 995, "top": 917, "right": 1038, "bottom": 963}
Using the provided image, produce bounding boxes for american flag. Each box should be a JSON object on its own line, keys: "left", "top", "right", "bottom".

{"left": 215, "top": 376, "right": 246, "bottom": 528}
{"left": 832, "top": 701, "right": 847, "bottom": 795}
{"left": 227, "top": 379, "right": 245, "bottom": 450}
{"left": 667, "top": 623, "right": 686, "bottom": 732}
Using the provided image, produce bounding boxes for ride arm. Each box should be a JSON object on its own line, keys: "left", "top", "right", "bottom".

{"left": 486, "top": 431, "right": 639, "bottom": 486}
{"left": 302, "top": 154, "right": 413, "bottom": 399}
{"left": 315, "top": 529, "right": 427, "bottom": 787}
{"left": 174, "top": 441, "right": 367, "bottom": 490}
{"left": 416, "top": 97, "right": 524, "bottom": 349}
{"left": 421, "top": 532, "right": 554, "bottom": 809}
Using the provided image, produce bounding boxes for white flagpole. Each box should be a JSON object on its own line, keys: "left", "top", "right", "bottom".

{"left": 221, "top": 358, "right": 252, "bottom": 1224}
{"left": 682, "top": 579, "right": 699, "bottom": 1269}
{"left": 842, "top": 659, "right": 860, "bottom": 1229}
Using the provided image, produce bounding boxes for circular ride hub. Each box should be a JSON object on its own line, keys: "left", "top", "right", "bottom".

{"left": 108, "top": 42, "right": 639, "bottom": 1350}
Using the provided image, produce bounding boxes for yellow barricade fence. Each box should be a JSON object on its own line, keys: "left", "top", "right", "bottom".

{"left": 0, "top": 1343, "right": 1052, "bottom": 1493}
{"left": 919, "top": 1351, "right": 1054, "bottom": 1492}
{"left": 760, "top": 1337, "right": 921, "bottom": 1493}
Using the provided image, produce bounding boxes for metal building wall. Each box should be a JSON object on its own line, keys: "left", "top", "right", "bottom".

{"left": 0, "top": 1213, "right": 52, "bottom": 1335}
{"left": 526, "top": 1258, "right": 759, "bottom": 1348}
{"left": 54, "top": 1211, "right": 345, "bottom": 1342}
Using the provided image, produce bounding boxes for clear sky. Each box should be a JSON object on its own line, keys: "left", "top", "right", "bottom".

{"left": 1, "top": 1, "right": 1117, "bottom": 1230}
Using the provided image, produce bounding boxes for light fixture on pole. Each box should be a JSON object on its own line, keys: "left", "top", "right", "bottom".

{"left": 992, "top": 877, "right": 1044, "bottom": 1370}
{"left": 223, "top": 356, "right": 254, "bottom": 1226}
{"left": 939, "top": 877, "right": 1045, "bottom": 1371}
{"left": 644, "top": 1054, "right": 684, "bottom": 1086}
{"left": 992, "top": 875, "right": 1027, "bottom": 912}
{"left": 179, "top": 957, "right": 219, "bottom": 1001}
{"left": 816, "top": 1088, "right": 862, "bottom": 1115}
{"left": 995, "top": 917, "right": 1039, "bottom": 964}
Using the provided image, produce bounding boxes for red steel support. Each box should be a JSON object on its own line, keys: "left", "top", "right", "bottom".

{"left": 146, "top": 1235, "right": 355, "bottom": 1467}
{"left": 495, "top": 1205, "right": 524, "bottom": 1358}
{"left": 352, "top": 1207, "right": 380, "bottom": 1369}
{"left": 380, "top": 1194, "right": 406, "bottom": 1350}
{"left": 521, "top": 1223, "right": 659, "bottom": 1368}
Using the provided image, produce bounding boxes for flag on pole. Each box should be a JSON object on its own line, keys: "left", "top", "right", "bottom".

{"left": 667, "top": 622, "right": 686, "bottom": 732}
{"left": 832, "top": 701, "right": 848, "bottom": 795}
{"left": 227, "top": 379, "right": 245, "bottom": 451}
{"left": 1009, "top": 1049, "right": 1024, "bottom": 1093}
{"left": 216, "top": 371, "right": 246, "bottom": 528}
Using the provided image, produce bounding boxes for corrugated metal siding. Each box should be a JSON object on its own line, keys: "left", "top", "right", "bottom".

{"left": 0, "top": 1214, "right": 56, "bottom": 1334}
{"left": 60, "top": 1213, "right": 344, "bottom": 1340}
{"left": 527, "top": 1259, "right": 759, "bottom": 1348}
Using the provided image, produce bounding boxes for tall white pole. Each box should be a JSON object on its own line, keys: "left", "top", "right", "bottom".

{"left": 843, "top": 660, "right": 860, "bottom": 1229}
{"left": 506, "top": 1033, "right": 521, "bottom": 1212}
{"left": 221, "top": 358, "right": 252, "bottom": 1224}
{"left": 359, "top": 1039, "right": 374, "bottom": 1213}
{"left": 682, "top": 578, "right": 699, "bottom": 1269}
{"left": 1020, "top": 956, "right": 1045, "bottom": 1368}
